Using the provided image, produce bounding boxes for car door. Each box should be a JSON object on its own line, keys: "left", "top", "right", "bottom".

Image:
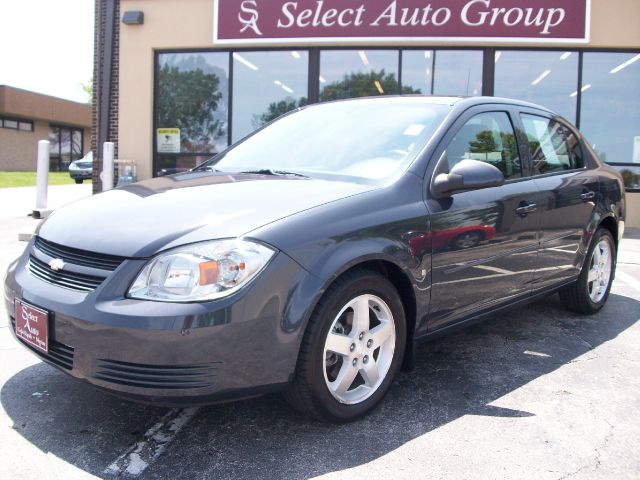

{"left": 424, "top": 106, "right": 541, "bottom": 333}
{"left": 518, "top": 111, "right": 600, "bottom": 290}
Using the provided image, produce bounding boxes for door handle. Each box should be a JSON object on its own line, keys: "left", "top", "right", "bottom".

{"left": 580, "top": 191, "right": 596, "bottom": 201}
{"left": 515, "top": 203, "right": 537, "bottom": 217}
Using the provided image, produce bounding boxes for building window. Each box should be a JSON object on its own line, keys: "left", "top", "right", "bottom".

{"left": 495, "top": 50, "right": 579, "bottom": 123}
{"left": 49, "top": 125, "right": 83, "bottom": 171}
{"left": 1, "top": 117, "right": 18, "bottom": 129}
{"left": 232, "top": 50, "right": 308, "bottom": 143}
{"left": 19, "top": 121, "right": 33, "bottom": 132}
{"left": 156, "top": 52, "right": 230, "bottom": 175}
{"left": 320, "top": 50, "right": 401, "bottom": 101}
{"left": 402, "top": 49, "right": 483, "bottom": 96}
{"left": 580, "top": 51, "right": 640, "bottom": 191}
{"left": 0, "top": 116, "right": 34, "bottom": 131}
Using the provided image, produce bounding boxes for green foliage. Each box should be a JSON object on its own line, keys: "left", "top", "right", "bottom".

{"left": 469, "top": 131, "right": 498, "bottom": 154}
{"left": 621, "top": 169, "right": 640, "bottom": 190}
{"left": 252, "top": 97, "right": 308, "bottom": 129}
{"left": 157, "top": 65, "right": 223, "bottom": 153}
{"left": 80, "top": 78, "right": 93, "bottom": 104}
{"left": 320, "top": 69, "right": 420, "bottom": 101}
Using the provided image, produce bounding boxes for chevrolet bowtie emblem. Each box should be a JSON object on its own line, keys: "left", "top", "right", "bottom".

{"left": 49, "top": 258, "right": 65, "bottom": 271}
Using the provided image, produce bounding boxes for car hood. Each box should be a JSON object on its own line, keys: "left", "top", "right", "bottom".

{"left": 37, "top": 172, "right": 375, "bottom": 257}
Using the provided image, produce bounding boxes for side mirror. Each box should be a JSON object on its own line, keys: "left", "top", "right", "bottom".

{"left": 430, "top": 156, "right": 505, "bottom": 198}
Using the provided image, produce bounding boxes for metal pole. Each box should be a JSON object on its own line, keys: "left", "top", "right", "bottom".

{"left": 102, "top": 142, "right": 114, "bottom": 191}
{"left": 35, "top": 140, "right": 49, "bottom": 209}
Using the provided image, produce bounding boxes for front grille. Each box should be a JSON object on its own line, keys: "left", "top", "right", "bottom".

{"left": 93, "top": 359, "right": 219, "bottom": 390}
{"left": 28, "top": 255, "right": 105, "bottom": 292}
{"left": 10, "top": 317, "right": 75, "bottom": 370}
{"left": 34, "top": 236, "right": 126, "bottom": 271}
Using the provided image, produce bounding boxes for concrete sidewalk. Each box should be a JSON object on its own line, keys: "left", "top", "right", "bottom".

{"left": 0, "top": 184, "right": 92, "bottom": 272}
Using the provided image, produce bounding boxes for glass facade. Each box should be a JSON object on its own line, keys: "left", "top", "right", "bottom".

{"left": 320, "top": 50, "right": 400, "bottom": 100}
{"left": 232, "top": 51, "right": 308, "bottom": 142}
{"left": 153, "top": 48, "right": 640, "bottom": 190}
{"left": 156, "top": 52, "right": 229, "bottom": 174}
{"left": 495, "top": 50, "right": 578, "bottom": 122}
{"left": 401, "top": 50, "right": 483, "bottom": 96}
{"left": 48, "top": 125, "right": 83, "bottom": 172}
{"left": 580, "top": 52, "right": 640, "bottom": 165}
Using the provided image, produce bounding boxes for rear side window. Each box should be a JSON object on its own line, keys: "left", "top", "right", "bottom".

{"left": 445, "top": 111, "right": 521, "bottom": 180}
{"left": 520, "top": 114, "right": 585, "bottom": 175}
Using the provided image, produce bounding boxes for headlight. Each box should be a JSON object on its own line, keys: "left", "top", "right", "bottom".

{"left": 69, "top": 163, "right": 78, "bottom": 171}
{"left": 128, "top": 239, "right": 276, "bottom": 302}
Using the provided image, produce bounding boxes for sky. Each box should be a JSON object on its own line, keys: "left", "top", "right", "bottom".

{"left": 0, "top": 0, "right": 94, "bottom": 104}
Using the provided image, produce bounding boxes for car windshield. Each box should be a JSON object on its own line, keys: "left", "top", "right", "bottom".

{"left": 198, "top": 98, "right": 451, "bottom": 185}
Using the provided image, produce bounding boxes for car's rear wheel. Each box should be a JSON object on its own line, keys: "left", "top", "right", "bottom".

{"left": 285, "top": 269, "right": 406, "bottom": 423}
{"left": 559, "top": 227, "right": 615, "bottom": 314}
{"left": 75, "top": 179, "right": 83, "bottom": 184}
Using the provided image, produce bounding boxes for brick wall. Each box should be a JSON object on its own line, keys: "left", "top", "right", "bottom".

{"left": 92, "top": 0, "right": 120, "bottom": 193}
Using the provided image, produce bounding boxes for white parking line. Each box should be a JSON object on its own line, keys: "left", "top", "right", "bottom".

{"left": 103, "top": 407, "right": 199, "bottom": 478}
{"left": 474, "top": 265, "right": 514, "bottom": 275}
{"left": 616, "top": 270, "right": 640, "bottom": 292}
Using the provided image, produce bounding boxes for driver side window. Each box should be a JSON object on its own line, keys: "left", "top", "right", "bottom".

{"left": 446, "top": 112, "right": 521, "bottom": 180}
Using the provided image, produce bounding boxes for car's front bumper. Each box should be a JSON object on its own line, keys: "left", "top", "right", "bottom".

{"left": 69, "top": 170, "right": 92, "bottom": 180}
{"left": 4, "top": 239, "right": 319, "bottom": 405}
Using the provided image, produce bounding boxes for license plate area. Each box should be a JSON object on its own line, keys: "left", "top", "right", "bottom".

{"left": 14, "top": 299, "right": 49, "bottom": 353}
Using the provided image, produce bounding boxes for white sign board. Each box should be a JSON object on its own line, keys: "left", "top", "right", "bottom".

{"left": 157, "top": 128, "right": 181, "bottom": 154}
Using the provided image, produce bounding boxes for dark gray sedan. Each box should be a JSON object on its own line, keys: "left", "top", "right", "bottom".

{"left": 4, "top": 97, "right": 625, "bottom": 422}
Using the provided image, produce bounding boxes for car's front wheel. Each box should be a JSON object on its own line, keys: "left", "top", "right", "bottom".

{"left": 559, "top": 227, "right": 616, "bottom": 314}
{"left": 75, "top": 179, "right": 83, "bottom": 184}
{"left": 285, "top": 269, "right": 406, "bottom": 423}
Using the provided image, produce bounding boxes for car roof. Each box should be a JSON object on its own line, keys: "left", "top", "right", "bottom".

{"left": 308, "top": 95, "right": 556, "bottom": 116}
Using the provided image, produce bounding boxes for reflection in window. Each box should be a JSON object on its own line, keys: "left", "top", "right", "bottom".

{"left": 209, "top": 99, "right": 450, "bottom": 184}
{"left": 580, "top": 52, "right": 640, "bottom": 165}
{"left": 48, "top": 125, "right": 83, "bottom": 172}
{"left": 401, "top": 50, "right": 434, "bottom": 94}
{"left": 432, "top": 50, "right": 482, "bottom": 96}
{"left": 495, "top": 50, "right": 578, "bottom": 122}
{"left": 320, "top": 50, "right": 410, "bottom": 101}
{"left": 521, "top": 114, "right": 584, "bottom": 175}
{"left": 232, "top": 51, "right": 308, "bottom": 142}
{"left": 157, "top": 52, "right": 229, "bottom": 154}
{"left": 613, "top": 165, "right": 640, "bottom": 191}
{"left": 445, "top": 112, "right": 521, "bottom": 180}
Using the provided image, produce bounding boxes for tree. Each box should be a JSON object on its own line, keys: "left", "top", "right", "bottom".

{"left": 469, "top": 131, "right": 498, "bottom": 159}
{"left": 321, "top": 70, "right": 420, "bottom": 101}
{"left": 80, "top": 78, "right": 93, "bottom": 104}
{"left": 252, "top": 97, "right": 308, "bottom": 129}
{"left": 157, "top": 65, "right": 223, "bottom": 153}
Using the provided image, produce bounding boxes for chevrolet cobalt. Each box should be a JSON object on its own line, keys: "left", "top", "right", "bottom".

{"left": 5, "top": 97, "right": 625, "bottom": 422}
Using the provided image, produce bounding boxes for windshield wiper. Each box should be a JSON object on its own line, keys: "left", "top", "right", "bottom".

{"left": 238, "top": 169, "right": 308, "bottom": 178}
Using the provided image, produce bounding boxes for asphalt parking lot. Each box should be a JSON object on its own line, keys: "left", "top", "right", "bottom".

{"left": 1, "top": 185, "right": 639, "bottom": 479}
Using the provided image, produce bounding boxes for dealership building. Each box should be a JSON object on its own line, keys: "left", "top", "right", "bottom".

{"left": 93, "top": 0, "right": 639, "bottom": 226}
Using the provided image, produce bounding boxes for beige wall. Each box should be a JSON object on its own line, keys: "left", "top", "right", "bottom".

{"left": 0, "top": 120, "right": 48, "bottom": 171}
{"left": 628, "top": 193, "right": 640, "bottom": 229}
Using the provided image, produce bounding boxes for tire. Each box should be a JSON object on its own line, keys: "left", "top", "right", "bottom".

{"left": 285, "top": 269, "right": 406, "bottom": 423}
{"left": 75, "top": 179, "right": 83, "bottom": 184}
{"left": 452, "top": 231, "right": 483, "bottom": 250}
{"left": 559, "top": 228, "right": 616, "bottom": 315}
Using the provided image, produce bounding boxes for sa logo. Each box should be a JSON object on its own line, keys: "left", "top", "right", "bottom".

{"left": 238, "top": 0, "right": 263, "bottom": 36}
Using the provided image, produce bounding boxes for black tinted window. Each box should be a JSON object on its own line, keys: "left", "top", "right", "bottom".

{"left": 445, "top": 111, "right": 521, "bottom": 180}
{"left": 521, "top": 114, "right": 584, "bottom": 175}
